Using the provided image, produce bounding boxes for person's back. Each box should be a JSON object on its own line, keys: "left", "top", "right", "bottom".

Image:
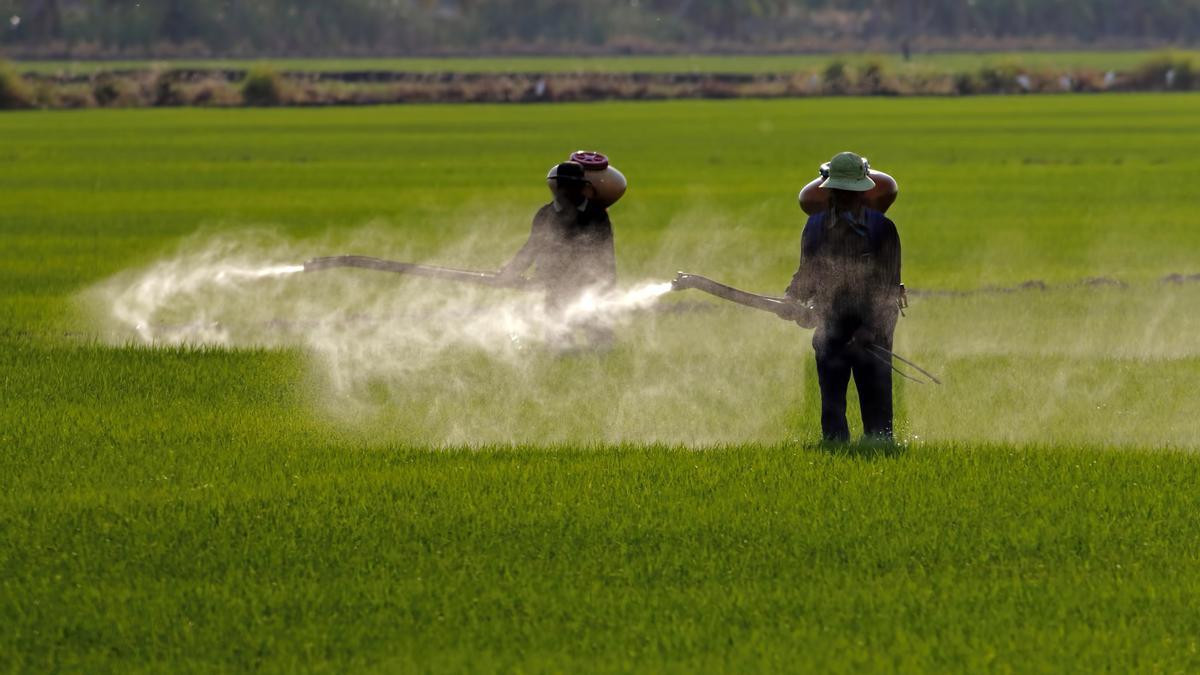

{"left": 527, "top": 198, "right": 615, "bottom": 303}
{"left": 499, "top": 160, "right": 618, "bottom": 350}
{"left": 785, "top": 152, "right": 904, "bottom": 442}
{"left": 790, "top": 205, "right": 900, "bottom": 348}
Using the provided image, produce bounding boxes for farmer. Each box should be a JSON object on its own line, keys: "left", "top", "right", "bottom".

{"left": 498, "top": 160, "right": 617, "bottom": 349}
{"left": 783, "top": 151, "right": 904, "bottom": 442}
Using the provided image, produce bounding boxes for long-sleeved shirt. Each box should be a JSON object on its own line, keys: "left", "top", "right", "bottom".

{"left": 505, "top": 199, "right": 616, "bottom": 299}
{"left": 786, "top": 207, "right": 902, "bottom": 335}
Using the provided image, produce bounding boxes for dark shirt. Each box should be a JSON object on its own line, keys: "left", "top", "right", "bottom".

{"left": 507, "top": 199, "right": 616, "bottom": 297}
{"left": 786, "top": 207, "right": 902, "bottom": 335}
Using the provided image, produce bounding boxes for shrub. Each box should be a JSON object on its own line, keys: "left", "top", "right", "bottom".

{"left": 184, "top": 78, "right": 241, "bottom": 107}
{"left": 903, "top": 71, "right": 955, "bottom": 96}
{"left": 54, "top": 84, "right": 96, "bottom": 109}
{"left": 0, "top": 61, "right": 33, "bottom": 109}
{"left": 241, "top": 67, "right": 287, "bottom": 106}
{"left": 30, "top": 81, "right": 60, "bottom": 108}
{"left": 856, "top": 57, "right": 897, "bottom": 95}
{"left": 92, "top": 77, "right": 121, "bottom": 106}
{"left": 952, "top": 71, "right": 979, "bottom": 95}
{"left": 821, "top": 59, "right": 850, "bottom": 94}
{"left": 976, "top": 60, "right": 1026, "bottom": 94}
{"left": 91, "top": 75, "right": 141, "bottom": 107}
{"left": 1130, "top": 51, "right": 1196, "bottom": 91}
{"left": 153, "top": 71, "right": 185, "bottom": 106}
{"left": 1067, "top": 69, "right": 1106, "bottom": 93}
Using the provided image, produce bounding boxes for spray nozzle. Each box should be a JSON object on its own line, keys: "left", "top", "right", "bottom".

{"left": 671, "top": 271, "right": 698, "bottom": 292}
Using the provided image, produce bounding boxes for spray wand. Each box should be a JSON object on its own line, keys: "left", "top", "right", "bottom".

{"left": 671, "top": 271, "right": 941, "bottom": 385}
{"left": 670, "top": 272, "right": 803, "bottom": 318}
{"left": 302, "top": 255, "right": 533, "bottom": 290}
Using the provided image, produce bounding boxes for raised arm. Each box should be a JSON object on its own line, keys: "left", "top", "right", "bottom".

{"left": 499, "top": 210, "right": 549, "bottom": 279}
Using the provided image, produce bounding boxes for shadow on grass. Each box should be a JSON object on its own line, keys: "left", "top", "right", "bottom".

{"left": 812, "top": 438, "right": 908, "bottom": 460}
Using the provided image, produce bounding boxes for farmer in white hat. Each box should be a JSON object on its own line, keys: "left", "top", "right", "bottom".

{"left": 499, "top": 160, "right": 616, "bottom": 348}
{"left": 784, "top": 151, "right": 904, "bottom": 442}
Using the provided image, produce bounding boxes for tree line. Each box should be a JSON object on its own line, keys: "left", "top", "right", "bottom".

{"left": 2, "top": 1, "right": 1198, "bottom": 57}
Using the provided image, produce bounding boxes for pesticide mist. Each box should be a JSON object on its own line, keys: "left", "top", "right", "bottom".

{"left": 83, "top": 229, "right": 753, "bottom": 445}
{"left": 83, "top": 225, "right": 1200, "bottom": 449}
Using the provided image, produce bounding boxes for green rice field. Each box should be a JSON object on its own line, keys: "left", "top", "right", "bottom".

{"left": 3, "top": 94, "right": 1200, "bottom": 671}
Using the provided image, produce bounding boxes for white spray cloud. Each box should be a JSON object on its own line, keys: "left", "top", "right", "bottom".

{"left": 86, "top": 228, "right": 674, "bottom": 400}
{"left": 80, "top": 222, "right": 1200, "bottom": 449}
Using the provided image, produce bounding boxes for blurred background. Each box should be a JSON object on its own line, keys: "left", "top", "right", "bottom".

{"left": 1, "top": 0, "right": 1198, "bottom": 59}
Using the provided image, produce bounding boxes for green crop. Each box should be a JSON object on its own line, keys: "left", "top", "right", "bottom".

{"left": 2, "top": 95, "right": 1200, "bottom": 672}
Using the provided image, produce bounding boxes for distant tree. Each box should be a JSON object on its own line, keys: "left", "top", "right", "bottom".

{"left": 159, "top": 0, "right": 196, "bottom": 44}
{"left": 21, "top": 0, "right": 61, "bottom": 38}
{"left": 2, "top": 0, "right": 1199, "bottom": 55}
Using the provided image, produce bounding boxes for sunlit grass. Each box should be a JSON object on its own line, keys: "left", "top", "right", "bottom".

{"left": 2, "top": 95, "right": 1200, "bottom": 671}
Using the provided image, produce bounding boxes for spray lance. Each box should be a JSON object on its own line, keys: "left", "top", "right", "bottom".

{"left": 302, "top": 255, "right": 535, "bottom": 290}
{"left": 670, "top": 271, "right": 940, "bottom": 385}
{"left": 671, "top": 272, "right": 811, "bottom": 320}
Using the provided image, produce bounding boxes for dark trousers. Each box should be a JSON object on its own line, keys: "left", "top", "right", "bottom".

{"left": 813, "top": 330, "right": 894, "bottom": 442}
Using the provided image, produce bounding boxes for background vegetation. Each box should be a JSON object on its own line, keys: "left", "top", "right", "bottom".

{"left": 12, "top": 51, "right": 1200, "bottom": 75}
{"left": 4, "top": 50, "right": 1200, "bottom": 109}
{"left": 1, "top": 0, "right": 1199, "bottom": 58}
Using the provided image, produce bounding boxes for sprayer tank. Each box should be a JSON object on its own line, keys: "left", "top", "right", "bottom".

{"left": 547, "top": 151, "right": 627, "bottom": 208}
